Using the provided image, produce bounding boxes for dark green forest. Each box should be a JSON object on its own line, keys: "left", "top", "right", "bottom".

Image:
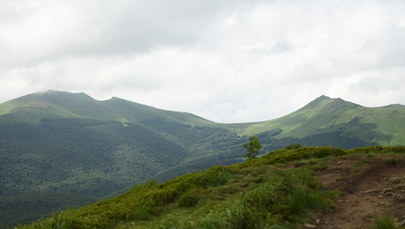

{"left": 0, "top": 118, "right": 245, "bottom": 227}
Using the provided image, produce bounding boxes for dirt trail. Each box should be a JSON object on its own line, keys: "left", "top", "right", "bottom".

{"left": 310, "top": 155, "right": 405, "bottom": 229}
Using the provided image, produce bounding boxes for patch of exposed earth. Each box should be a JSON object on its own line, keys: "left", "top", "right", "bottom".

{"left": 305, "top": 155, "right": 405, "bottom": 229}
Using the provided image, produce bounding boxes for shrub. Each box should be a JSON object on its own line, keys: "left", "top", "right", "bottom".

{"left": 131, "top": 206, "right": 152, "bottom": 220}
{"left": 178, "top": 191, "right": 200, "bottom": 208}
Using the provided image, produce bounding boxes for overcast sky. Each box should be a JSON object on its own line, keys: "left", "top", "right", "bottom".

{"left": 1, "top": 0, "right": 405, "bottom": 123}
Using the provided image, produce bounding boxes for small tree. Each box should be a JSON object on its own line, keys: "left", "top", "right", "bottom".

{"left": 243, "top": 136, "right": 263, "bottom": 160}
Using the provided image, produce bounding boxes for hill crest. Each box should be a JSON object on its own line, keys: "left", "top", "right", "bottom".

{"left": 0, "top": 90, "right": 212, "bottom": 126}
{"left": 1, "top": 90, "right": 404, "bottom": 124}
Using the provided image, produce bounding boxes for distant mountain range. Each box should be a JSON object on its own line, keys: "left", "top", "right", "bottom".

{"left": 0, "top": 90, "right": 404, "bottom": 227}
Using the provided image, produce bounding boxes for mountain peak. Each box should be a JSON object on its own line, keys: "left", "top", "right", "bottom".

{"left": 312, "top": 95, "right": 337, "bottom": 103}
{"left": 302, "top": 95, "right": 333, "bottom": 108}
{"left": 37, "top": 89, "right": 67, "bottom": 95}
{"left": 297, "top": 95, "right": 361, "bottom": 115}
{"left": 35, "top": 90, "right": 93, "bottom": 99}
{"left": 317, "top": 95, "right": 331, "bottom": 100}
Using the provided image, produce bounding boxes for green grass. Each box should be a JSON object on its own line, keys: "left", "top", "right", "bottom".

{"left": 237, "top": 146, "right": 346, "bottom": 169}
{"left": 371, "top": 215, "right": 402, "bottom": 229}
{"left": 151, "top": 168, "right": 336, "bottom": 229}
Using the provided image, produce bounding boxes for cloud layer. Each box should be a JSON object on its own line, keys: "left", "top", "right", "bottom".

{"left": 1, "top": 0, "right": 405, "bottom": 122}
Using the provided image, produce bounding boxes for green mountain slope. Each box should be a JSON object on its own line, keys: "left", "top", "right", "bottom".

{"left": 0, "top": 91, "right": 245, "bottom": 227}
{"left": 225, "top": 95, "right": 405, "bottom": 147}
{"left": 0, "top": 90, "right": 212, "bottom": 125}
{"left": 0, "top": 91, "right": 404, "bottom": 228}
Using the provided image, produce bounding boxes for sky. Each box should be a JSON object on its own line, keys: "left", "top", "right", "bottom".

{"left": 1, "top": 0, "right": 405, "bottom": 123}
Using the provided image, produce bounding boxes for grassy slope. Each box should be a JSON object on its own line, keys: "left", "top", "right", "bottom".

{"left": 16, "top": 146, "right": 405, "bottom": 229}
{"left": 223, "top": 96, "right": 360, "bottom": 135}
{"left": 0, "top": 91, "right": 213, "bottom": 126}
{"left": 224, "top": 96, "right": 405, "bottom": 146}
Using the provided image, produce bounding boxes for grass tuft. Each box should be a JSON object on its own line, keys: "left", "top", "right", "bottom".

{"left": 371, "top": 215, "right": 399, "bottom": 229}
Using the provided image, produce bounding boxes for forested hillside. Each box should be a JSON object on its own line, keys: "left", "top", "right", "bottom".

{"left": 0, "top": 91, "right": 246, "bottom": 227}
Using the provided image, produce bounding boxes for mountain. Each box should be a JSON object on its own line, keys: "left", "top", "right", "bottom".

{"left": 0, "top": 91, "right": 404, "bottom": 227}
{"left": 0, "top": 90, "right": 211, "bottom": 125}
{"left": 0, "top": 91, "right": 246, "bottom": 227}
{"left": 225, "top": 95, "right": 405, "bottom": 148}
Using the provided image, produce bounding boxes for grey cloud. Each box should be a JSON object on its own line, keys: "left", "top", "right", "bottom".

{"left": 85, "top": 0, "right": 265, "bottom": 53}
{"left": 0, "top": 0, "right": 265, "bottom": 67}
{"left": 1, "top": 0, "right": 405, "bottom": 123}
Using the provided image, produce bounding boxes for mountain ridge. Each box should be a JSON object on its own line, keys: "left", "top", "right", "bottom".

{"left": 0, "top": 90, "right": 404, "bottom": 227}
{"left": 2, "top": 90, "right": 403, "bottom": 125}
{"left": 1, "top": 90, "right": 404, "bottom": 152}
{"left": 0, "top": 90, "right": 213, "bottom": 126}
{"left": 226, "top": 95, "right": 405, "bottom": 145}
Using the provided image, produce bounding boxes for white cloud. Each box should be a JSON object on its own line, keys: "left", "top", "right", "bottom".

{"left": 1, "top": 0, "right": 405, "bottom": 123}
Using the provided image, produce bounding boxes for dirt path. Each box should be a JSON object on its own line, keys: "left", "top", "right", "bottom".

{"left": 310, "top": 155, "right": 405, "bottom": 229}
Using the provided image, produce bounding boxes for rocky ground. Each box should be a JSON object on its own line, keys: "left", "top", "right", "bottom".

{"left": 305, "top": 155, "right": 405, "bottom": 229}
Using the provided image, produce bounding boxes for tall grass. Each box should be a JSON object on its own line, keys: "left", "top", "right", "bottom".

{"left": 157, "top": 168, "right": 337, "bottom": 229}
{"left": 371, "top": 215, "right": 400, "bottom": 229}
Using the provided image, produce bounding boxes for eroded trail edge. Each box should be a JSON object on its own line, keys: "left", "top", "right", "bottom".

{"left": 314, "top": 155, "right": 405, "bottom": 229}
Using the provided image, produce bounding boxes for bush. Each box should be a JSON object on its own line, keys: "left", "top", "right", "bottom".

{"left": 178, "top": 191, "right": 200, "bottom": 208}
{"left": 131, "top": 206, "right": 152, "bottom": 220}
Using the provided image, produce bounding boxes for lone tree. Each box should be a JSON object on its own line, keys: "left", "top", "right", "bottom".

{"left": 243, "top": 136, "right": 263, "bottom": 160}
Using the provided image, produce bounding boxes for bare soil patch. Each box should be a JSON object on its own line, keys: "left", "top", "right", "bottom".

{"left": 310, "top": 155, "right": 405, "bottom": 229}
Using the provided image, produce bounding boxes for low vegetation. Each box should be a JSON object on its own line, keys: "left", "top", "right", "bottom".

{"left": 15, "top": 145, "right": 405, "bottom": 229}
{"left": 371, "top": 215, "right": 401, "bottom": 229}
